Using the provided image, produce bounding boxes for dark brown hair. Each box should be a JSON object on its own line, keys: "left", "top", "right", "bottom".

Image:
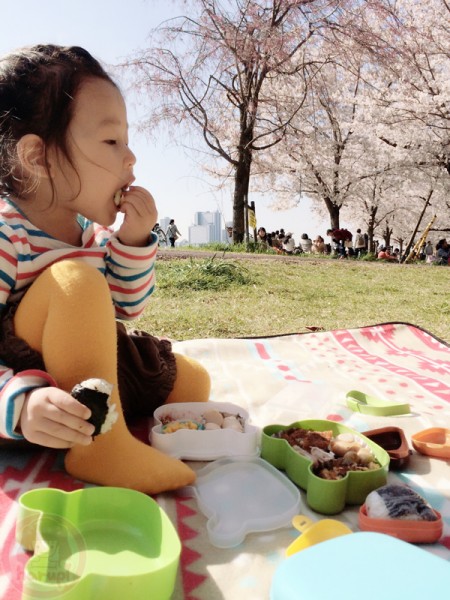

{"left": 0, "top": 44, "right": 116, "bottom": 198}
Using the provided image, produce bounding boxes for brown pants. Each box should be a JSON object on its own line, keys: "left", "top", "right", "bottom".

{"left": 0, "top": 301, "right": 176, "bottom": 423}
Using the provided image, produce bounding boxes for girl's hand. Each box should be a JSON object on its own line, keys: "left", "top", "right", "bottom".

{"left": 20, "top": 387, "right": 95, "bottom": 449}
{"left": 117, "top": 186, "right": 158, "bottom": 247}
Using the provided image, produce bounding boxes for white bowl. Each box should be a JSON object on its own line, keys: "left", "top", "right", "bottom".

{"left": 150, "top": 402, "right": 260, "bottom": 460}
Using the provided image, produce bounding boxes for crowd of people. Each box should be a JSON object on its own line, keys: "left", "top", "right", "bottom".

{"left": 256, "top": 226, "right": 449, "bottom": 265}
{"left": 256, "top": 226, "right": 366, "bottom": 257}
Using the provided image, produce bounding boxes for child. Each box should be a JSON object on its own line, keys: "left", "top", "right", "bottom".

{"left": 0, "top": 44, "right": 211, "bottom": 494}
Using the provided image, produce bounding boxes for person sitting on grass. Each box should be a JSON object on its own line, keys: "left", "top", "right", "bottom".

{"left": 257, "top": 226, "right": 269, "bottom": 249}
{"left": 312, "top": 235, "right": 326, "bottom": 254}
{"left": 377, "top": 246, "right": 398, "bottom": 261}
{"left": 282, "top": 233, "right": 295, "bottom": 254}
{"left": 300, "top": 233, "right": 313, "bottom": 253}
{"left": 436, "top": 239, "right": 449, "bottom": 265}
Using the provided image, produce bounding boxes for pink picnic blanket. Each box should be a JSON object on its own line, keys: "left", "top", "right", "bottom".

{"left": 1, "top": 322, "right": 449, "bottom": 599}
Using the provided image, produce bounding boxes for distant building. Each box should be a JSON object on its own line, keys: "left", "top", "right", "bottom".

{"left": 188, "top": 211, "right": 228, "bottom": 245}
{"left": 159, "top": 217, "right": 171, "bottom": 235}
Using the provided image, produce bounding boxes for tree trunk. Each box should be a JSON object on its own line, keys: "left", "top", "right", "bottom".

{"left": 367, "top": 206, "right": 377, "bottom": 253}
{"left": 232, "top": 130, "right": 253, "bottom": 243}
{"left": 322, "top": 197, "right": 340, "bottom": 230}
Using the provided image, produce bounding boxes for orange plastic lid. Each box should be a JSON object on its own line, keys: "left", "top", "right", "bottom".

{"left": 358, "top": 504, "right": 443, "bottom": 543}
{"left": 411, "top": 428, "right": 450, "bottom": 459}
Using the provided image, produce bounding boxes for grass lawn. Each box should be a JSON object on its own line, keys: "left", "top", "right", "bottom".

{"left": 131, "top": 254, "right": 450, "bottom": 343}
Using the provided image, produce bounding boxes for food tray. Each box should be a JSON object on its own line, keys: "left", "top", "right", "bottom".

{"left": 362, "top": 426, "right": 411, "bottom": 470}
{"left": 411, "top": 427, "right": 450, "bottom": 459}
{"left": 150, "top": 402, "right": 259, "bottom": 460}
{"left": 16, "top": 487, "right": 180, "bottom": 600}
{"left": 261, "top": 419, "right": 389, "bottom": 514}
{"left": 358, "top": 504, "right": 443, "bottom": 543}
{"left": 180, "top": 456, "right": 301, "bottom": 548}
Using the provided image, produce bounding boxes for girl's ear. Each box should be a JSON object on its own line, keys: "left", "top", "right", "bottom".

{"left": 15, "top": 134, "right": 49, "bottom": 179}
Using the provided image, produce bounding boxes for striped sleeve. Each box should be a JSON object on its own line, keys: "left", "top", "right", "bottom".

{"left": 0, "top": 367, "right": 57, "bottom": 439}
{"left": 104, "top": 232, "right": 158, "bottom": 320}
{"left": 0, "top": 226, "right": 18, "bottom": 312}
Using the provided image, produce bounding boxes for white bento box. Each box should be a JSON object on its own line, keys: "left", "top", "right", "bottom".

{"left": 150, "top": 402, "right": 260, "bottom": 460}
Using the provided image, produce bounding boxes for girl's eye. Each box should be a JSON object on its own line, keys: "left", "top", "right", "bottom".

{"left": 105, "top": 140, "right": 117, "bottom": 145}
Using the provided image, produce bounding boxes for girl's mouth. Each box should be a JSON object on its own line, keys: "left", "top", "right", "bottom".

{"left": 114, "top": 179, "right": 134, "bottom": 207}
{"left": 113, "top": 190, "right": 123, "bottom": 207}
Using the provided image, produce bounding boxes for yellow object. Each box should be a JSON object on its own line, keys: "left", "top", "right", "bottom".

{"left": 163, "top": 420, "right": 201, "bottom": 433}
{"left": 286, "top": 515, "right": 352, "bottom": 556}
{"left": 404, "top": 215, "right": 436, "bottom": 263}
{"left": 15, "top": 259, "right": 210, "bottom": 494}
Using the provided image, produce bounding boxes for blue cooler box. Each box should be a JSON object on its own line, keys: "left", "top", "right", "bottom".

{"left": 271, "top": 532, "right": 450, "bottom": 600}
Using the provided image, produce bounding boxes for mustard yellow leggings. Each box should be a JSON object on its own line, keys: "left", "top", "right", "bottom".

{"left": 14, "top": 260, "right": 210, "bottom": 494}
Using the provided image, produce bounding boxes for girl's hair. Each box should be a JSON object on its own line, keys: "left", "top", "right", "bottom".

{"left": 0, "top": 44, "right": 116, "bottom": 198}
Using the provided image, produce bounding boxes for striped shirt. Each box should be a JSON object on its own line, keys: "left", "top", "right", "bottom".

{"left": 0, "top": 196, "right": 158, "bottom": 438}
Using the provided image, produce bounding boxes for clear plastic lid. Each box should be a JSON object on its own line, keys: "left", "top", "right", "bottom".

{"left": 180, "top": 457, "right": 301, "bottom": 548}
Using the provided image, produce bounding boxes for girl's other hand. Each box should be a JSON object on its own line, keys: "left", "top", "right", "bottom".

{"left": 117, "top": 186, "right": 157, "bottom": 247}
{"left": 20, "top": 387, "right": 95, "bottom": 448}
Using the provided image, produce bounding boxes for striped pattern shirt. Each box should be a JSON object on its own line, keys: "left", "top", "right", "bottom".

{"left": 0, "top": 196, "right": 158, "bottom": 438}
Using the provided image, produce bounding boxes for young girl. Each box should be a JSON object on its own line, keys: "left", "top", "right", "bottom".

{"left": 0, "top": 44, "right": 211, "bottom": 494}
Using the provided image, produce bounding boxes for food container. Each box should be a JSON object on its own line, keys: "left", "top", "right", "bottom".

{"left": 285, "top": 515, "right": 352, "bottom": 556}
{"left": 411, "top": 427, "right": 450, "bottom": 459}
{"left": 150, "top": 402, "right": 259, "bottom": 460}
{"left": 362, "top": 426, "right": 411, "bottom": 470}
{"left": 358, "top": 504, "right": 443, "bottom": 543}
{"left": 179, "top": 456, "right": 301, "bottom": 548}
{"left": 17, "top": 487, "right": 181, "bottom": 600}
{"left": 261, "top": 419, "right": 389, "bottom": 514}
{"left": 270, "top": 532, "right": 450, "bottom": 600}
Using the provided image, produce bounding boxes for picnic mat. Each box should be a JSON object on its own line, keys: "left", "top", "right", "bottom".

{"left": 1, "top": 321, "right": 449, "bottom": 599}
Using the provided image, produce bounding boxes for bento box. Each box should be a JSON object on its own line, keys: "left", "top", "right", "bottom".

{"left": 150, "top": 402, "right": 260, "bottom": 460}
{"left": 261, "top": 419, "right": 389, "bottom": 514}
{"left": 16, "top": 487, "right": 180, "bottom": 600}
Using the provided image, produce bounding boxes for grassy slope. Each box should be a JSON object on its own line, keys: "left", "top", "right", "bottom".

{"left": 132, "top": 256, "right": 450, "bottom": 343}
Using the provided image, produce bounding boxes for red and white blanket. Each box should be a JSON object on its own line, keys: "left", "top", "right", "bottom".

{"left": 1, "top": 322, "right": 449, "bottom": 599}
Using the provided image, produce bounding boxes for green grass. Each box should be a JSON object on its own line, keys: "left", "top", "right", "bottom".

{"left": 132, "top": 255, "right": 450, "bottom": 343}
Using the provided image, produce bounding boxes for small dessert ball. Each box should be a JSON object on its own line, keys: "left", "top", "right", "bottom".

{"left": 203, "top": 409, "right": 224, "bottom": 427}
{"left": 222, "top": 416, "right": 244, "bottom": 432}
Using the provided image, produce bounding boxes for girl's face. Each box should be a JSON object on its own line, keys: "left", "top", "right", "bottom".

{"left": 49, "top": 78, "right": 136, "bottom": 226}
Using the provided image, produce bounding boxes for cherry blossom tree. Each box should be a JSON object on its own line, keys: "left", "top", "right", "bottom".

{"left": 124, "top": 0, "right": 333, "bottom": 241}
{"left": 123, "top": 0, "right": 401, "bottom": 242}
{"left": 254, "top": 30, "right": 399, "bottom": 231}
{"left": 120, "top": 0, "right": 449, "bottom": 243}
{"left": 254, "top": 0, "right": 450, "bottom": 242}
{"left": 369, "top": 0, "right": 450, "bottom": 224}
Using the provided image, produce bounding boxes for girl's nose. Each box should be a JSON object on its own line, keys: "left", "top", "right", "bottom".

{"left": 125, "top": 146, "right": 136, "bottom": 167}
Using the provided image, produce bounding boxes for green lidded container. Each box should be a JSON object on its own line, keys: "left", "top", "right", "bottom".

{"left": 261, "top": 419, "right": 389, "bottom": 515}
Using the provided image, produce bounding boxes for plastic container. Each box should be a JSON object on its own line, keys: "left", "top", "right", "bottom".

{"left": 362, "top": 426, "right": 411, "bottom": 470}
{"left": 261, "top": 419, "right": 389, "bottom": 514}
{"left": 180, "top": 456, "right": 301, "bottom": 548}
{"left": 411, "top": 427, "right": 450, "bottom": 459}
{"left": 150, "top": 402, "right": 259, "bottom": 460}
{"left": 346, "top": 390, "right": 410, "bottom": 416}
{"left": 358, "top": 504, "right": 443, "bottom": 543}
{"left": 285, "top": 515, "right": 352, "bottom": 556}
{"left": 17, "top": 487, "right": 181, "bottom": 600}
{"left": 270, "top": 532, "right": 450, "bottom": 600}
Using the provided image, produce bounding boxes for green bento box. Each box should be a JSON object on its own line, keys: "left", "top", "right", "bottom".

{"left": 261, "top": 419, "right": 389, "bottom": 515}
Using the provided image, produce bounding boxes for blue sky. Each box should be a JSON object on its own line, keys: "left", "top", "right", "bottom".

{"left": 0, "top": 0, "right": 329, "bottom": 241}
